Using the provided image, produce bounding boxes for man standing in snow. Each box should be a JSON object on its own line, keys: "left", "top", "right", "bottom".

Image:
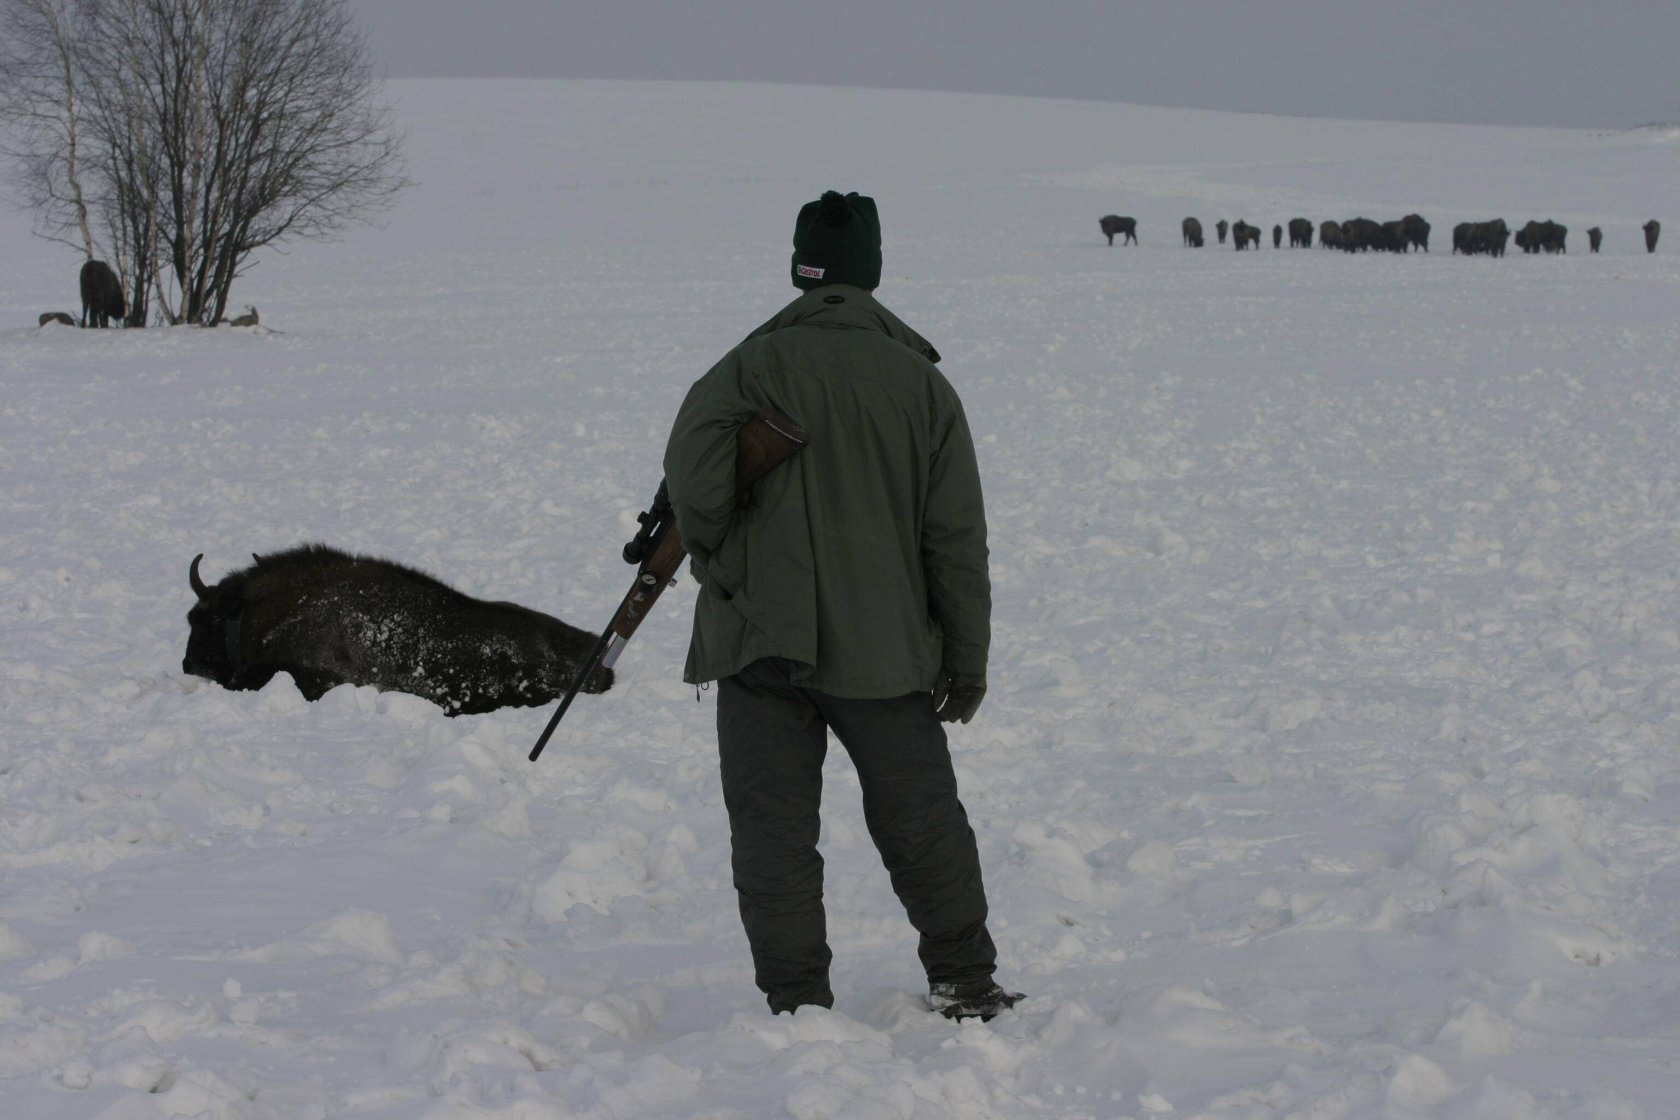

{"left": 662, "top": 190, "right": 1020, "bottom": 1021}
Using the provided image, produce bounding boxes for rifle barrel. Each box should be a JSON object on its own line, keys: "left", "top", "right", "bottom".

{"left": 528, "top": 624, "right": 615, "bottom": 761}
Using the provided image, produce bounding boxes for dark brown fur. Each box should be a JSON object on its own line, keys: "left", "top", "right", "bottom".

{"left": 1099, "top": 214, "right": 1137, "bottom": 245}
{"left": 184, "top": 545, "right": 611, "bottom": 715}
{"left": 79, "top": 260, "right": 126, "bottom": 328}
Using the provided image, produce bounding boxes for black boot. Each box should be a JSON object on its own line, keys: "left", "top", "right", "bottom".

{"left": 929, "top": 981, "right": 1024, "bottom": 1022}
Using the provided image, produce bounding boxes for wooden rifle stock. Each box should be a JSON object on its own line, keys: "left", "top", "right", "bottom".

{"left": 529, "top": 408, "right": 809, "bottom": 761}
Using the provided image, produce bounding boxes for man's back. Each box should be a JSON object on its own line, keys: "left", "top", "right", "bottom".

{"left": 664, "top": 285, "right": 989, "bottom": 699}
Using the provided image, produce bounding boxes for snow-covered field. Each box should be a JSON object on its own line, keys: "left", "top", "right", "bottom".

{"left": 2, "top": 80, "right": 1678, "bottom": 1119}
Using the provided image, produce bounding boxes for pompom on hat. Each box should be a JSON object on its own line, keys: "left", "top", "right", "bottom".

{"left": 790, "top": 190, "right": 882, "bottom": 291}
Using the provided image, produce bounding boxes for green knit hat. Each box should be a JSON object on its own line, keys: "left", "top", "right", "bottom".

{"left": 790, "top": 190, "right": 882, "bottom": 291}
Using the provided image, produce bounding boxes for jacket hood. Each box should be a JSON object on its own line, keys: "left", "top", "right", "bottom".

{"left": 740, "top": 286, "right": 942, "bottom": 365}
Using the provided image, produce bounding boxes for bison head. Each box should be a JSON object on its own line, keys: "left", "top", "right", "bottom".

{"left": 182, "top": 554, "right": 247, "bottom": 685}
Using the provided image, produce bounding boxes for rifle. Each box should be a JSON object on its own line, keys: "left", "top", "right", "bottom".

{"left": 529, "top": 408, "right": 810, "bottom": 762}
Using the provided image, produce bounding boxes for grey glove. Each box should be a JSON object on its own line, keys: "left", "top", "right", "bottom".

{"left": 932, "top": 674, "right": 986, "bottom": 725}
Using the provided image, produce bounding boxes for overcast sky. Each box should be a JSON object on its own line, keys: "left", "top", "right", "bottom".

{"left": 346, "top": 0, "right": 1677, "bottom": 130}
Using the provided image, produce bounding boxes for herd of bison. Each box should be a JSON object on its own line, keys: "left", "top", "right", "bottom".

{"left": 33, "top": 213, "right": 1669, "bottom": 331}
{"left": 1101, "top": 213, "right": 1661, "bottom": 256}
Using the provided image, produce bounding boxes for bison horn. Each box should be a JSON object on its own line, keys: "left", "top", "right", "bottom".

{"left": 190, "top": 553, "right": 209, "bottom": 598}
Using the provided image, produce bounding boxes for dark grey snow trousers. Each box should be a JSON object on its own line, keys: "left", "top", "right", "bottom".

{"left": 716, "top": 658, "right": 997, "bottom": 1013}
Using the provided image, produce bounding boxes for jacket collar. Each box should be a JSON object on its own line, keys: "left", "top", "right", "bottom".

{"left": 740, "top": 285, "right": 942, "bottom": 364}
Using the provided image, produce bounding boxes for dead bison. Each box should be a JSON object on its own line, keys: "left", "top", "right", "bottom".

{"left": 1181, "top": 217, "right": 1204, "bottom": 247}
{"left": 1645, "top": 220, "right": 1660, "bottom": 253}
{"left": 183, "top": 545, "right": 613, "bottom": 715}
{"left": 1099, "top": 214, "right": 1137, "bottom": 245}
{"left": 38, "top": 311, "right": 77, "bottom": 327}
{"left": 79, "top": 259, "right": 126, "bottom": 328}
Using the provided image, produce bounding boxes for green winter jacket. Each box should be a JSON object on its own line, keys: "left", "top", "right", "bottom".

{"left": 662, "top": 285, "right": 990, "bottom": 698}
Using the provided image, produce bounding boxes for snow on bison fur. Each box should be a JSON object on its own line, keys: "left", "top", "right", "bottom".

{"left": 184, "top": 545, "right": 612, "bottom": 714}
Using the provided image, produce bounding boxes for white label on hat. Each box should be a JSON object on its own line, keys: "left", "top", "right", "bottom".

{"left": 796, "top": 264, "right": 826, "bottom": 279}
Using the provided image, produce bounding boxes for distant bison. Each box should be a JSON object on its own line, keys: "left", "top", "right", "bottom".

{"left": 1272, "top": 224, "right": 1282, "bottom": 249}
{"left": 1452, "top": 218, "right": 1508, "bottom": 257}
{"left": 1399, "top": 213, "right": 1431, "bottom": 252}
{"left": 1231, "top": 221, "right": 1261, "bottom": 251}
{"left": 1215, "top": 219, "right": 1230, "bottom": 244}
{"left": 79, "top": 259, "right": 126, "bottom": 328}
{"left": 184, "top": 545, "right": 612, "bottom": 715}
{"left": 1288, "top": 218, "right": 1313, "bottom": 248}
{"left": 1587, "top": 227, "right": 1602, "bottom": 253}
{"left": 38, "top": 311, "right": 77, "bottom": 327}
{"left": 1181, "top": 217, "right": 1204, "bottom": 247}
{"left": 1645, "top": 220, "right": 1660, "bottom": 253}
{"left": 1516, "top": 219, "right": 1567, "bottom": 255}
{"left": 1099, "top": 215, "right": 1137, "bottom": 245}
{"left": 1338, "top": 218, "right": 1383, "bottom": 252}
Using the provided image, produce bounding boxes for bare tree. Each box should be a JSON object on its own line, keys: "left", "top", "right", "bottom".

{"left": 0, "top": 0, "right": 97, "bottom": 260}
{"left": 1, "top": 0, "right": 406, "bottom": 325}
